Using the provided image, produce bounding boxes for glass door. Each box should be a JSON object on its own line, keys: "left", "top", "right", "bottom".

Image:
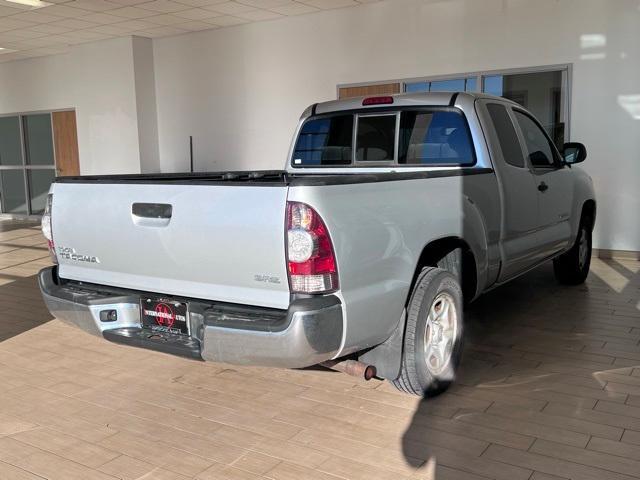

{"left": 24, "top": 114, "right": 56, "bottom": 214}
{"left": 0, "top": 116, "right": 28, "bottom": 215}
{"left": 0, "top": 113, "right": 56, "bottom": 216}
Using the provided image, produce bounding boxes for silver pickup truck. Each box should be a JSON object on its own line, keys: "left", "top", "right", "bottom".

{"left": 38, "top": 92, "right": 595, "bottom": 396}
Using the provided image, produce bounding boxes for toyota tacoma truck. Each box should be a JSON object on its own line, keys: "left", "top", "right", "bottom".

{"left": 38, "top": 92, "right": 595, "bottom": 396}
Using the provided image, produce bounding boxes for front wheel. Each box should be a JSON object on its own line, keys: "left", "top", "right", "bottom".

{"left": 553, "top": 217, "right": 592, "bottom": 285}
{"left": 392, "top": 267, "right": 464, "bottom": 397}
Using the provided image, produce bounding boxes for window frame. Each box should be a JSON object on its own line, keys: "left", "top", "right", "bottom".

{"left": 511, "top": 107, "right": 564, "bottom": 171}
{"left": 290, "top": 106, "right": 477, "bottom": 169}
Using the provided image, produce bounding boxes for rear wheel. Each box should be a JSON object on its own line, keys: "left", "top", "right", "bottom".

{"left": 553, "top": 216, "right": 592, "bottom": 285}
{"left": 392, "top": 267, "right": 464, "bottom": 397}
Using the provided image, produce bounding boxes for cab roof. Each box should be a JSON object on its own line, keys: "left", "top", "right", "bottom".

{"left": 307, "top": 91, "right": 517, "bottom": 117}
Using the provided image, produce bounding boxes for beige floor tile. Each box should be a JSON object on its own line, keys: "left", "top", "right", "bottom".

{"left": 483, "top": 444, "right": 631, "bottom": 480}
{"left": 0, "top": 223, "right": 638, "bottom": 480}
{"left": 196, "top": 463, "right": 263, "bottom": 480}
{"left": 98, "top": 455, "right": 156, "bottom": 479}
{"left": 265, "top": 462, "right": 342, "bottom": 480}
{"left": 530, "top": 438, "right": 640, "bottom": 477}
{"left": 14, "top": 450, "right": 118, "bottom": 480}
{"left": 0, "top": 460, "right": 47, "bottom": 480}
{"left": 529, "top": 473, "right": 570, "bottom": 480}
{"left": 318, "top": 455, "right": 407, "bottom": 480}
{"left": 10, "top": 427, "right": 120, "bottom": 469}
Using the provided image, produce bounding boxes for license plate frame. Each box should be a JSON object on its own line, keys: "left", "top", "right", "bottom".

{"left": 140, "top": 297, "right": 190, "bottom": 336}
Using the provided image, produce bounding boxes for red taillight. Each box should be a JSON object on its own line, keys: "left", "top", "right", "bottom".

{"left": 286, "top": 202, "right": 338, "bottom": 294}
{"left": 41, "top": 194, "right": 58, "bottom": 264}
{"left": 362, "top": 96, "right": 394, "bottom": 106}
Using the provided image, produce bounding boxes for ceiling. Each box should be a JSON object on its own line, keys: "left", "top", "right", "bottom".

{"left": 0, "top": 0, "right": 381, "bottom": 62}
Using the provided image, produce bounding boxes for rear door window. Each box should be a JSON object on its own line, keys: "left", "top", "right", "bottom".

{"left": 292, "top": 115, "right": 353, "bottom": 166}
{"left": 486, "top": 103, "right": 526, "bottom": 168}
{"left": 399, "top": 110, "right": 474, "bottom": 165}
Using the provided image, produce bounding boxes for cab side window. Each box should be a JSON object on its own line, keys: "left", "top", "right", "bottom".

{"left": 513, "top": 110, "right": 557, "bottom": 168}
{"left": 486, "top": 103, "right": 525, "bottom": 168}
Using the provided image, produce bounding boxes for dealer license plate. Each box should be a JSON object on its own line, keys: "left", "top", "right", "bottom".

{"left": 140, "top": 298, "right": 189, "bottom": 335}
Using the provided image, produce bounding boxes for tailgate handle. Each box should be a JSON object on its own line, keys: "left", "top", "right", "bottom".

{"left": 132, "top": 203, "right": 172, "bottom": 219}
{"left": 132, "top": 203, "right": 172, "bottom": 227}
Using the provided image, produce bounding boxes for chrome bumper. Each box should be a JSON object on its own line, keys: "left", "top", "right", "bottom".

{"left": 38, "top": 267, "right": 343, "bottom": 368}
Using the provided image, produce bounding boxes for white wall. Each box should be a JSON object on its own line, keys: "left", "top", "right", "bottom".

{"left": 0, "top": 36, "right": 142, "bottom": 175}
{"left": 153, "top": 0, "right": 640, "bottom": 252}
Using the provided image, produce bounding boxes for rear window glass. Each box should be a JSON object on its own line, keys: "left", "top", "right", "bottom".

{"left": 356, "top": 115, "right": 396, "bottom": 162}
{"left": 399, "top": 111, "right": 474, "bottom": 165}
{"left": 292, "top": 108, "right": 474, "bottom": 167}
{"left": 292, "top": 115, "right": 353, "bottom": 166}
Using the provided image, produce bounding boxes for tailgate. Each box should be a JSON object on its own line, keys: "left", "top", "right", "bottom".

{"left": 51, "top": 181, "right": 290, "bottom": 309}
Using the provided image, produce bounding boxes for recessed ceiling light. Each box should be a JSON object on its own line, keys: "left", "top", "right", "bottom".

{"left": 4, "top": 0, "right": 52, "bottom": 9}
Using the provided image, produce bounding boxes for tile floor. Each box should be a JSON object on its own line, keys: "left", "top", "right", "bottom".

{"left": 0, "top": 219, "right": 639, "bottom": 480}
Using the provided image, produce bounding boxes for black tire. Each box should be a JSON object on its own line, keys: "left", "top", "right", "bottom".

{"left": 392, "top": 267, "right": 464, "bottom": 397}
{"left": 553, "top": 215, "right": 592, "bottom": 285}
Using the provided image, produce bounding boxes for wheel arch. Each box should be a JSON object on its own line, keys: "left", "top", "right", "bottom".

{"left": 409, "top": 236, "right": 478, "bottom": 304}
{"left": 359, "top": 235, "right": 478, "bottom": 380}
{"left": 582, "top": 199, "right": 596, "bottom": 230}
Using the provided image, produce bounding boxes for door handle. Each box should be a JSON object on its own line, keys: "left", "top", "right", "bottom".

{"left": 538, "top": 182, "right": 549, "bottom": 192}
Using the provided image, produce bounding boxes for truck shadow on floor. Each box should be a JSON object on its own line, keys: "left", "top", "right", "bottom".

{"left": 0, "top": 273, "right": 53, "bottom": 343}
{"left": 401, "top": 259, "right": 640, "bottom": 470}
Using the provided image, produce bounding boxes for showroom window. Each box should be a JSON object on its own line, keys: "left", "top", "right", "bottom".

{"left": 405, "top": 76, "right": 477, "bottom": 93}
{"left": 0, "top": 113, "right": 57, "bottom": 215}
{"left": 339, "top": 66, "right": 570, "bottom": 150}
{"left": 483, "top": 70, "right": 566, "bottom": 149}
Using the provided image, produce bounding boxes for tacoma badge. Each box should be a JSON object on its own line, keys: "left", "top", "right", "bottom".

{"left": 58, "top": 246, "right": 101, "bottom": 264}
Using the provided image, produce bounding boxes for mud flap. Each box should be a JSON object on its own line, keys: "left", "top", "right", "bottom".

{"left": 358, "top": 310, "right": 406, "bottom": 380}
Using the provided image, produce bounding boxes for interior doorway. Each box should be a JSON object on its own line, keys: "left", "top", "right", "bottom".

{"left": 338, "top": 82, "right": 400, "bottom": 100}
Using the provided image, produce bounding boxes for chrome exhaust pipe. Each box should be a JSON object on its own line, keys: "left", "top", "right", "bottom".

{"left": 321, "top": 359, "right": 377, "bottom": 381}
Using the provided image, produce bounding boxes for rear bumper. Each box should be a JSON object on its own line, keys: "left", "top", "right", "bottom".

{"left": 38, "top": 266, "right": 343, "bottom": 368}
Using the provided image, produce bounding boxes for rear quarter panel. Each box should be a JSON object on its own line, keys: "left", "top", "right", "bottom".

{"left": 289, "top": 172, "right": 500, "bottom": 355}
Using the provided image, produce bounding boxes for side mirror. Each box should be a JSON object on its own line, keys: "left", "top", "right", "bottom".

{"left": 563, "top": 142, "right": 587, "bottom": 164}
